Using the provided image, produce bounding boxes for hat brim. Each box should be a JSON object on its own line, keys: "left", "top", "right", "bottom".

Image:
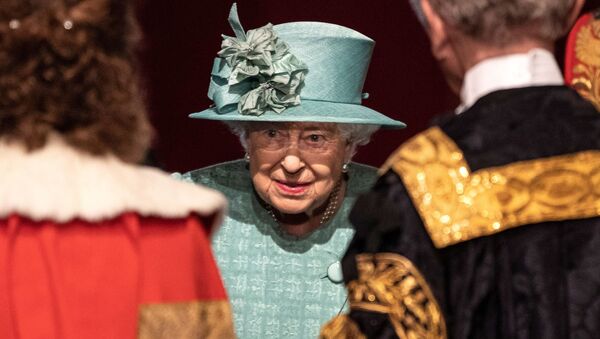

{"left": 189, "top": 100, "right": 406, "bottom": 128}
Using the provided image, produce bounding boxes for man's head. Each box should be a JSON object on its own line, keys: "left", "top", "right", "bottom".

{"left": 410, "top": 0, "right": 585, "bottom": 93}
{"left": 419, "top": 0, "right": 583, "bottom": 45}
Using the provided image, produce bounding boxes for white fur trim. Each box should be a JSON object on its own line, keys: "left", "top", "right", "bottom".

{"left": 0, "top": 138, "right": 226, "bottom": 229}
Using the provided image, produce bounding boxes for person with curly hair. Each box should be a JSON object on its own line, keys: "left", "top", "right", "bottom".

{"left": 0, "top": 0, "right": 234, "bottom": 338}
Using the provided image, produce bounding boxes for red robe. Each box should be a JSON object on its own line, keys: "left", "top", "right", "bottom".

{"left": 564, "top": 10, "right": 600, "bottom": 110}
{"left": 0, "top": 138, "right": 234, "bottom": 339}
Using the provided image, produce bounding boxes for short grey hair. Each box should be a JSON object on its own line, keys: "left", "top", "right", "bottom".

{"left": 412, "top": 0, "right": 575, "bottom": 44}
{"left": 225, "top": 121, "right": 379, "bottom": 159}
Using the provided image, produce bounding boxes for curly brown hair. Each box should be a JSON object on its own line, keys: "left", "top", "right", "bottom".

{"left": 0, "top": 0, "right": 152, "bottom": 163}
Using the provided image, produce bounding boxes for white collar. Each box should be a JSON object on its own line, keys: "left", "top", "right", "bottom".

{"left": 0, "top": 137, "right": 226, "bottom": 229}
{"left": 457, "top": 48, "right": 564, "bottom": 113}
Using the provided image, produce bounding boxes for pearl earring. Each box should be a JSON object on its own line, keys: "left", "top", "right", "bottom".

{"left": 9, "top": 19, "right": 20, "bottom": 30}
{"left": 244, "top": 153, "right": 250, "bottom": 162}
{"left": 63, "top": 20, "right": 74, "bottom": 30}
{"left": 342, "top": 162, "right": 350, "bottom": 173}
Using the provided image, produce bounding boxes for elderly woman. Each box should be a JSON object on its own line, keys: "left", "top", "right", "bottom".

{"left": 180, "top": 5, "right": 405, "bottom": 338}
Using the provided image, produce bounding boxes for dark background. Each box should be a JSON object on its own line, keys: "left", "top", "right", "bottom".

{"left": 137, "top": 0, "right": 599, "bottom": 172}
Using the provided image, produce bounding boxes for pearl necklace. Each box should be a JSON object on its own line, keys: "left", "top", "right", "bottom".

{"left": 265, "top": 179, "right": 343, "bottom": 226}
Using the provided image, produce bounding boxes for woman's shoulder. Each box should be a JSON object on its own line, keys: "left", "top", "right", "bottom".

{"left": 178, "top": 159, "right": 252, "bottom": 197}
{"left": 347, "top": 162, "right": 378, "bottom": 196}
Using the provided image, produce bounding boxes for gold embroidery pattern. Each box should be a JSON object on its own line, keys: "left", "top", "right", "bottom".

{"left": 320, "top": 315, "right": 367, "bottom": 339}
{"left": 384, "top": 127, "right": 600, "bottom": 248}
{"left": 347, "top": 253, "right": 446, "bottom": 339}
{"left": 573, "top": 17, "right": 600, "bottom": 110}
{"left": 138, "top": 300, "right": 235, "bottom": 339}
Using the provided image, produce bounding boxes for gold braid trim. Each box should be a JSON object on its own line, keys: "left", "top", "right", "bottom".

{"left": 138, "top": 300, "right": 235, "bottom": 339}
{"left": 346, "top": 253, "right": 447, "bottom": 339}
{"left": 572, "top": 15, "right": 600, "bottom": 110}
{"left": 381, "top": 127, "right": 600, "bottom": 249}
{"left": 320, "top": 315, "right": 367, "bottom": 339}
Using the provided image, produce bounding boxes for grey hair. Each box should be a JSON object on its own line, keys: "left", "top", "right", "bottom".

{"left": 224, "top": 121, "right": 379, "bottom": 159}
{"left": 225, "top": 121, "right": 250, "bottom": 150}
{"left": 418, "top": 0, "right": 575, "bottom": 44}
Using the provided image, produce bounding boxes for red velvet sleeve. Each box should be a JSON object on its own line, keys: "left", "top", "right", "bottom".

{"left": 0, "top": 213, "right": 233, "bottom": 339}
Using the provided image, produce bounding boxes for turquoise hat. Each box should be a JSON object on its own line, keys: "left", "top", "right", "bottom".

{"left": 190, "top": 4, "right": 405, "bottom": 128}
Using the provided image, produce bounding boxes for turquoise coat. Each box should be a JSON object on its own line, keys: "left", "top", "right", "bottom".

{"left": 181, "top": 160, "right": 376, "bottom": 338}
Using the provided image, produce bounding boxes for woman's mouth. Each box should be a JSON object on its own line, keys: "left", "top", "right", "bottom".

{"left": 274, "top": 180, "right": 311, "bottom": 195}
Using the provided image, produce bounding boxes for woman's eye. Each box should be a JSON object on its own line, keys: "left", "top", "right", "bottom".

{"left": 305, "top": 134, "right": 327, "bottom": 146}
{"left": 266, "top": 129, "right": 278, "bottom": 138}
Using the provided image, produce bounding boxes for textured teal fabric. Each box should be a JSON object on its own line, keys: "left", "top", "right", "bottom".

{"left": 182, "top": 160, "right": 377, "bottom": 338}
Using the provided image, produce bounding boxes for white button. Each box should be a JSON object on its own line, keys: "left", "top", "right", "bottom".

{"left": 327, "top": 261, "right": 343, "bottom": 284}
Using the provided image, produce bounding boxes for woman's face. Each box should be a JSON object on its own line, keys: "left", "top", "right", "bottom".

{"left": 247, "top": 122, "right": 351, "bottom": 216}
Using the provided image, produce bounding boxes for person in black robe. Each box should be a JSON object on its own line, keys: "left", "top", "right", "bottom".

{"left": 321, "top": 0, "right": 600, "bottom": 338}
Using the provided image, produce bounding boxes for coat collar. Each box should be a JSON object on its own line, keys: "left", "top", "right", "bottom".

{"left": 457, "top": 48, "right": 563, "bottom": 113}
{"left": 0, "top": 137, "right": 226, "bottom": 230}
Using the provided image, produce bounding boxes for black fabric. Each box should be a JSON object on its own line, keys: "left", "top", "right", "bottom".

{"left": 345, "top": 86, "right": 600, "bottom": 339}
{"left": 442, "top": 86, "right": 600, "bottom": 171}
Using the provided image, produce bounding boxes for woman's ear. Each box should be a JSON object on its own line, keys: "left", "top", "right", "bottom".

{"left": 344, "top": 142, "right": 356, "bottom": 165}
{"left": 243, "top": 135, "right": 251, "bottom": 155}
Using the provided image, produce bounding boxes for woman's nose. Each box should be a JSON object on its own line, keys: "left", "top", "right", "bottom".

{"left": 281, "top": 153, "right": 304, "bottom": 174}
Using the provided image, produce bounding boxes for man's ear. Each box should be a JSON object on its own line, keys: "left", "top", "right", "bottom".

{"left": 563, "top": 0, "right": 585, "bottom": 35}
{"left": 420, "top": 0, "right": 464, "bottom": 94}
{"left": 420, "top": 0, "right": 448, "bottom": 59}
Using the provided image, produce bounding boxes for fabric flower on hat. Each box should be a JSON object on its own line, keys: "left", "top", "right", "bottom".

{"left": 216, "top": 17, "right": 307, "bottom": 116}
{"left": 219, "top": 24, "right": 277, "bottom": 85}
{"left": 238, "top": 70, "right": 306, "bottom": 114}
